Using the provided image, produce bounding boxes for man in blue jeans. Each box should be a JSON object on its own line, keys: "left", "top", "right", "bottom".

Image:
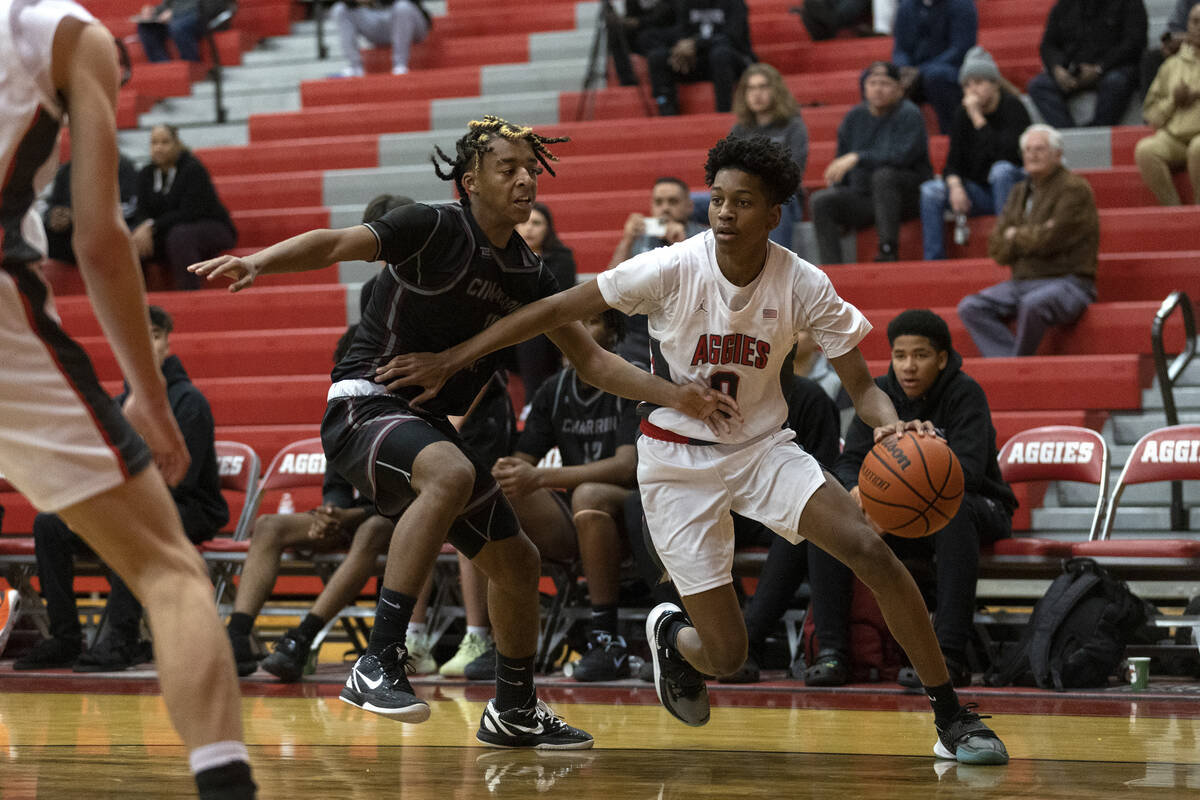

{"left": 918, "top": 47, "right": 1029, "bottom": 260}
{"left": 892, "top": 0, "right": 977, "bottom": 134}
{"left": 135, "top": 0, "right": 212, "bottom": 62}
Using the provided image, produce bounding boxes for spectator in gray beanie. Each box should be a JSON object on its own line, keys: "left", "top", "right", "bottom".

{"left": 918, "top": 46, "right": 1031, "bottom": 259}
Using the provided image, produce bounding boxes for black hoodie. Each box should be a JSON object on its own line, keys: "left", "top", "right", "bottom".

{"left": 118, "top": 355, "right": 229, "bottom": 541}
{"left": 834, "top": 349, "right": 1017, "bottom": 513}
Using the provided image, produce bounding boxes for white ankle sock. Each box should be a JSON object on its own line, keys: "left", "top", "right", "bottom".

{"left": 466, "top": 626, "right": 490, "bottom": 640}
{"left": 189, "top": 740, "right": 249, "bottom": 774}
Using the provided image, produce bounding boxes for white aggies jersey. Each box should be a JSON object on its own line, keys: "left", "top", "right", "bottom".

{"left": 0, "top": 0, "right": 96, "bottom": 267}
{"left": 597, "top": 230, "right": 872, "bottom": 444}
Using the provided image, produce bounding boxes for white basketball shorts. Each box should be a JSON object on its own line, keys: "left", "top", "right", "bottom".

{"left": 636, "top": 427, "right": 827, "bottom": 596}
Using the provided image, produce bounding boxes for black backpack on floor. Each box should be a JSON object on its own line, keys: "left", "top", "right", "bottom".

{"left": 985, "top": 557, "right": 1150, "bottom": 691}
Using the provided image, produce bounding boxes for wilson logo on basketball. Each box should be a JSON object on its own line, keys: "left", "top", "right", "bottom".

{"left": 879, "top": 437, "right": 911, "bottom": 470}
{"left": 1004, "top": 441, "right": 1095, "bottom": 465}
{"left": 1140, "top": 439, "right": 1200, "bottom": 464}
{"left": 278, "top": 453, "right": 326, "bottom": 474}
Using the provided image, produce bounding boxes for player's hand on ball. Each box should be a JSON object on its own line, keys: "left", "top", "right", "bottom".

{"left": 374, "top": 351, "right": 449, "bottom": 407}
{"left": 188, "top": 254, "right": 258, "bottom": 292}
{"left": 872, "top": 418, "right": 937, "bottom": 443}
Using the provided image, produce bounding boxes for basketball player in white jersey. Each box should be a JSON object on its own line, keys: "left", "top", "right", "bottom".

{"left": 0, "top": 1, "right": 255, "bottom": 795}
{"left": 375, "top": 136, "right": 1009, "bottom": 765}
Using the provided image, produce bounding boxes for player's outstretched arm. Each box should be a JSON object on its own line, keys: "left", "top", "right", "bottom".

{"left": 830, "top": 348, "right": 936, "bottom": 442}
{"left": 188, "top": 225, "right": 378, "bottom": 292}
{"left": 56, "top": 19, "right": 188, "bottom": 485}
{"left": 549, "top": 320, "right": 740, "bottom": 435}
{"left": 374, "top": 280, "right": 740, "bottom": 432}
{"left": 375, "top": 280, "right": 610, "bottom": 400}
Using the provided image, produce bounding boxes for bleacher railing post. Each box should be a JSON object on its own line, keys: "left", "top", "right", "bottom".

{"left": 1150, "top": 291, "right": 1196, "bottom": 530}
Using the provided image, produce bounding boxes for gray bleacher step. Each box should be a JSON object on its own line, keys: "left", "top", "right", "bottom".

{"left": 530, "top": 29, "right": 594, "bottom": 61}
{"left": 378, "top": 129, "right": 460, "bottom": 165}
{"left": 575, "top": 1, "right": 601, "bottom": 30}
{"left": 192, "top": 60, "right": 348, "bottom": 92}
{"left": 1112, "top": 412, "right": 1200, "bottom": 444}
{"left": 1183, "top": 362, "right": 1200, "bottom": 384}
{"left": 1059, "top": 128, "right": 1112, "bottom": 170}
{"left": 137, "top": 90, "right": 301, "bottom": 128}
{"left": 430, "top": 90, "right": 563, "bottom": 131}
{"left": 322, "top": 164, "right": 452, "bottom": 208}
{"left": 1059, "top": 479, "right": 1200, "bottom": 507}
{"left": 1143, "top": 386, "right": 1200, "bottom": 410}
{"left": 481, "top": 58, "right": 590, "bottom": 95}
{"left": 117, "top": 122, "right": 248, "bottom": 160}
{"left": 1033, "top": 505, "right": 1192, "bottom": 531}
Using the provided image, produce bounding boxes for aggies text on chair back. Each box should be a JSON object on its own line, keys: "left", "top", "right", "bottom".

{"left": 239, "top": 437, "right": 329, "bottom": 539}
{"left": 214, "top": 441, "right": 261, "bottom": 540}
{"left": 1099, "top": 424, "right": 1200, "bottom": 541}
{"left": 998, "top": 426, "right": 1110, "bottom": 540}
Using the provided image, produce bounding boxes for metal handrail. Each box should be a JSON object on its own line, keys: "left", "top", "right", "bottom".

{"left": 1150, "top": 290, "right": 1196, "bottom": 530}
{"left": 206, "top": 4, "right": 237, "bottom": 124}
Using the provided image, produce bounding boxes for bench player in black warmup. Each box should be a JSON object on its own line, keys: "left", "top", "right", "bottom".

{"left": 190, "top": 116, "right": 733, "bottom": 748}
{"left": 492, "top": 309, "right": 641, "bottom": 682}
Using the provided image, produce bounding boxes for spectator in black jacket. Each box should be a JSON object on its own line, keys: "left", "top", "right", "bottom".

{"left": 42, "top": 154, "right": 141, "bottom": 264}
{"left": 809, "top": 61, "right": 933, "bottom": 264}
{"left": 642, "top": 0, "right": 755, "bottom": 115}
{"left": 131, "top": 125, "right": 237, "bottom": 290}
{"left": 606, "top": 0, "right": 676, "bottom": 86}
{"left": 918, "top": 47, "right": 1030, "bottom": 260}
{"left": 803, "top": 310, "right": 1016, "bottom": 688}
{"left": 891, "top": 0, "right": 978, "bottom": 134}
{"left": 1026, "top": 0, "right": 1147, "bottom": 128}
{"left": 16, "top": 306, "right": 229, "bottom": 672}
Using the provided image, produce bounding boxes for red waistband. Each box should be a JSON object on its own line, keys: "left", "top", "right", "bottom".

{"left": 639, "top": 418, "right": 716, "bottom": 446}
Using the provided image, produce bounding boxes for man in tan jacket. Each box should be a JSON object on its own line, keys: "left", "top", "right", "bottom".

{"left": 957, "top": 124, "right": 1099, "bottom": 356}
{"left": 1135, "top": 3, "right": 1200, "bottom": 205}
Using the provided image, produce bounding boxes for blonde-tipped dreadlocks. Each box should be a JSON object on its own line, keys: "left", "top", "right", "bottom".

{"left": 431, "top": 115, "right": 570, "bottom": 198}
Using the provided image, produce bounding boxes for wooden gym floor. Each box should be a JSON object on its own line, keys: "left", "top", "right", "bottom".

{"left": 1, "top": 666, "right": 1198, "bottom": 799}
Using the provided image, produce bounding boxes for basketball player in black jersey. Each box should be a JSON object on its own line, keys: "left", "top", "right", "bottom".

{"left": 190, "top": 116, "right": 735, "bottom": 749}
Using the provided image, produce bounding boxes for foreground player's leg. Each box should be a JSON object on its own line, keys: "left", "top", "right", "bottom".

{"left": 59, "top": 468, "right": 256, "bottom": 799}
{"left": 340, "top": 443, "right": 473, "bottom": 722}
{"left": 797, "top": 478, "right": 1008, "bottom": 765}
{"left": 471, "top": 533, "right": 593, "bottom": 750}
{"left": 645, "top": 584, "right": 747, "bottom": 727}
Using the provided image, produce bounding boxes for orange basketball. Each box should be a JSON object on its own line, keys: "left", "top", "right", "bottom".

{"left": 858, "top": 433, "right": 964, "bottom": 538}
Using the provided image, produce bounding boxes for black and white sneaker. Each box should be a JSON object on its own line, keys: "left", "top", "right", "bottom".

{"left": 260, "top": 628, "right": 311, "bottom": 683}
{"left": 934, "top": 703, "right": 1009, "bottom": 765}
{"left": 339, "top": 643, "right": 430, "bottom": 723}
{"left": 569, "top": 631, "right": 630, "bottom": 682}
{"left": 476, "top": 699, "right": 594, "bottom": 750}
{"left": 646, "top": 602, "right": 709, "bottom": 727}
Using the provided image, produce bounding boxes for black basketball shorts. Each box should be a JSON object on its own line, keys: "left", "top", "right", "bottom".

{"left": 321, "top": 394, "right": 519, "bottom": 558}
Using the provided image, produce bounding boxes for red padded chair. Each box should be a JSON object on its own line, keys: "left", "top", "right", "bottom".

{"left": 1071, "top": 424, "right": 1200, "bottom": 564}
{"left": 989, "top": 426, "right": 1110, "bottom": 566}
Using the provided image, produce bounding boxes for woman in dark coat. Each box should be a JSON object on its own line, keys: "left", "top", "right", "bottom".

{"left": 131, "top": 124, "right": 236, "bottom": 290}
